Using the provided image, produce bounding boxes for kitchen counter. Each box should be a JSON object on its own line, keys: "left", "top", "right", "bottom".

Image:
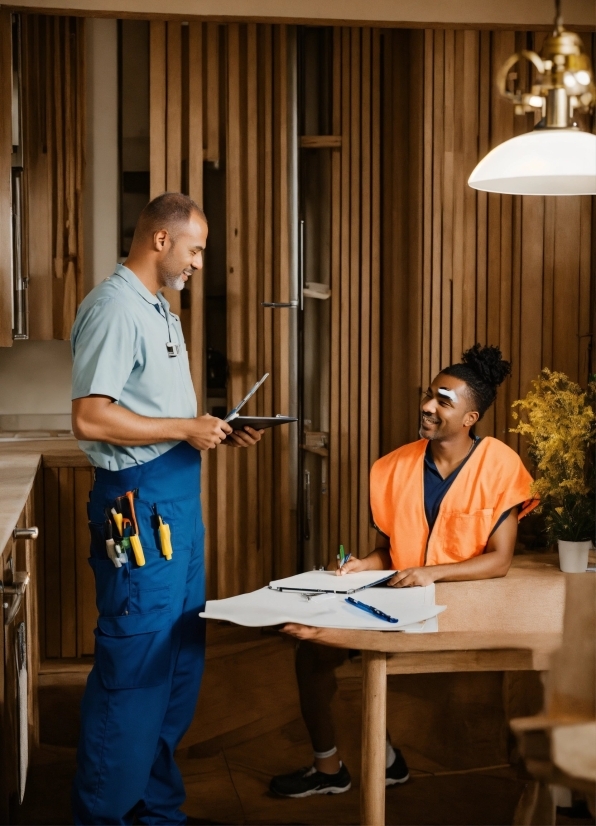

{"left": 0, "top": 438, "right": 87, "bottom": 554}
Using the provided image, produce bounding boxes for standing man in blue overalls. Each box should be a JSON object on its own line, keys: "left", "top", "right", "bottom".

{"left": 70, "top": 192, "right": 261, "bottom": 824}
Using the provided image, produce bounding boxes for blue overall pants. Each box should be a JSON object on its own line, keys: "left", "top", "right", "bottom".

{"left": 72, "top": 442, "right": 205, "bottom": 824}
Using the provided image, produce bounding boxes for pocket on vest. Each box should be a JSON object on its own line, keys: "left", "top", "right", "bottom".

{"left": 441, "top": 508, "right": 494, "bottom": 561}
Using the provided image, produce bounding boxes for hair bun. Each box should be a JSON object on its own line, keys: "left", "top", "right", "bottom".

{"left": 461, "top": 343, "right": 511, "bottom": 388}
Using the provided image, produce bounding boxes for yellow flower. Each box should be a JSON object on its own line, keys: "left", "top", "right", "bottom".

{"left": 510, "top": 369, "right": 595, "bottom": 505}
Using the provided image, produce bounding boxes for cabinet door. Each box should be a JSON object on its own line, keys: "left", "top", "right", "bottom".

{"left": 1, "top": 495, "right": 38, "bottom": 820}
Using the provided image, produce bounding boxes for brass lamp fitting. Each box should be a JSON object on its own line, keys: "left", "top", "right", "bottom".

{"left": 495, "top": 2, "right": 595, "bottom": 127}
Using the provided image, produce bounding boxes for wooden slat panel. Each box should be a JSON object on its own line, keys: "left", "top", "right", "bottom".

{"left": 245, "top": 22, "right": 260, "bottom": 592}
{"left": 348, "top": 27, "right": 360, "bottom": 555}
{"left": 188, "top": 21, "right": 205, "bottom": 408}
{"left": 204, "top": 22, "right": 220, "bottom": 164}
{"left": 51, "top": 17, "right": 65, "bottom": 339}
{"left": 272, "top": 25, "right": 292, "bottom": 577}
{"left": 22, "top": 15, "right": 53, "bottom": 340}
{"left": 441, "top": 28, "right": 454, "bottom": 367}
{"left": 166, "top": 22, "right": 182, "bottom": 192}
{"left": 519, "top": 197, "right": 544, "bottom": 400}
{"left": 462, "top": 29, "right": 478, "bottom": 351}
{"left": 552, "top": 198, "right": 582, "bottom": 381}
{"left": 430, "top": 29, "right": 443, "bottom": 381}
{"left": 368, "top": 25, "right": 381, "bottom": 551}
{"left": 358, "top": 27, "right": 371, "bottom": 559}
{"left": 339, "top": 27, "right": 350, "bottom": 555}
{"left": 74, "top": 467, "right": 96, "bottom": 657}
{"left": 578, "top": 196, "right": 592, "bottom": 383}
{"left": 0, "top": 9, "right": 11, "bottom": 347}
{"left": 328, "top": 26, "right": 341, "bottom": 560}
{"left": 407, "top": 29, "right": 424, "bottom": 450}
{"left": 226, "top": 23, "right": 242, "bottom": 595}
{"left": 162, "top": 21, "right": 183, "bottom": 316}
{"left": 59, "top": 467, "right": 76, "bottom": 657}
{"left": 149, "top": 21, "right": 167, "bottom": 197}
{"left": 421, "top": 29, "right": 434, "bottom": 395}
{"left": 258, "top": 23, "right": 274, "bottom": 582}
{"left": 475, "top": 30, "right": 491, "bottom": 350}
{"left": 75, "top": 16, "right": 85, "bottom": 308}
{"left": 43, "top": 466, "right": 61, "bottom": 658}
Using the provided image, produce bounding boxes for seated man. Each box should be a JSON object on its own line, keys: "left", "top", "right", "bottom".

{"left": 271, "top": 344, "right": 537, "bottom": 798}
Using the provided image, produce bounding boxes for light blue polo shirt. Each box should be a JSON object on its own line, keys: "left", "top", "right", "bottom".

{"left": 71, "top": 264, "right": 197, "bottom": 470}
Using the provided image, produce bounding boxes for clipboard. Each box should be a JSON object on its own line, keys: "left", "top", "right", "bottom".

{"left": 268, "top": 570, "right": 395, "bottom": 594}
{"left": 229, "top": 415, "right": 297, "bottom": 431}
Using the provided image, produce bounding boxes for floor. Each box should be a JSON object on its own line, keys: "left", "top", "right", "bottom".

{"left": 18, "top": 624, "right": 595, "bottom": 826}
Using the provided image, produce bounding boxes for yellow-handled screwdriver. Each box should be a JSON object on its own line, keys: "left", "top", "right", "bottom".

{"left": 158, "top": 516, "right": 173, "bottom": 560}
{"left": 125, "top": 491, "right": 145, "bottom": 567}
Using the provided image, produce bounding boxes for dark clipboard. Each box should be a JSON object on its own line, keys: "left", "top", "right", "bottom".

{"left": 228, "top": 415, "right": 297, "bottom": 431}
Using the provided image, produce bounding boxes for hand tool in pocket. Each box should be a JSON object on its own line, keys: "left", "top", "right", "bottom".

{"left": 152, "top": 505, "right": 173, "bottom": 560}
{"left": 109, "top": 508, "right": 129, "bottom": 564}
{"left": 104, "top": 510, "right": 122, "bottom": 568}
{"left": 114, "top": 491, "right": 146, "bottom": 567}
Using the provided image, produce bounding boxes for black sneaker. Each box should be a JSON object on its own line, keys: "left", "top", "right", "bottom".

{"left": 385, "top": 749, "right": 409, "bottom": 786}
{"left": 270, "top": 763, "right": 352, "bottom": 798}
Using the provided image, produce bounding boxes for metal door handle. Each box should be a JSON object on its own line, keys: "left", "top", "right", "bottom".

{"left": 1, "top": 573, "right": 30, "bottom": 625}
{"left": 261, "top": 301, "right": 298, "bottom": 308}
{"left": 13, "top": 527, "right": 38, "bottom": 541}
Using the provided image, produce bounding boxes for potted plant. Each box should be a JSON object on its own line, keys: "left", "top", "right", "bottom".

{"left": 511, "top": 369, "right": 595, "bottom": 572}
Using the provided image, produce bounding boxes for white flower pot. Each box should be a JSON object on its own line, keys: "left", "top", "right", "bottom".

{"left": 557, "top": 539, "right": 591, "bottom": 573}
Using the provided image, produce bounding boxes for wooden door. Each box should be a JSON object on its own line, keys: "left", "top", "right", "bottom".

{"left": 0, "top": 493, "right": 38, "bottom": 819}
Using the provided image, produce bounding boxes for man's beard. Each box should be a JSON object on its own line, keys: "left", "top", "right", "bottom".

{"left": 419, "top": 414, "right": 441, "bottom": 440}
{"left": 157, "top": 250, "right": 187, "bottom": 292}
{"left": 162, "top": 271, "right": 186, "bottom": 291}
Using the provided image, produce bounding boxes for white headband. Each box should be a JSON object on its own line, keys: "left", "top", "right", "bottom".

{"left": 438, "top": 388, "right": 457, "bottom": 402}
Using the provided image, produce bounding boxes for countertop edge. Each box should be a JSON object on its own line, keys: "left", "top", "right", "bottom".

{"left": 0, "top": 439, "right": 89, "bottom": 555}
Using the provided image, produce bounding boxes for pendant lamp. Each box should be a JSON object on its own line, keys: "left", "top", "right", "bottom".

{"left": 468, "top": 1, "right": 596, "bottom": 196}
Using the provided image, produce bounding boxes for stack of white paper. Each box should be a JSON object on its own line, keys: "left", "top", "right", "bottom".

{"left": 200, "top": 576, "right": 445, "bottom": 633}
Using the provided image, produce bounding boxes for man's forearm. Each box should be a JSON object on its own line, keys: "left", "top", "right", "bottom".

{"left": 73, "top": 399, "right": 191, "bottom": 446}
{"left": 426, "top": 551, "right": 511, "bottom": 583}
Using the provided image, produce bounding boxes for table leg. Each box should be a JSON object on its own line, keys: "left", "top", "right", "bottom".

{"left": 361, "top": 650, "right": 387, "bottom": 826}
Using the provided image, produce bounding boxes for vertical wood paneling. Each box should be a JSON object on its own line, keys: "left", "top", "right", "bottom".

{"left": 0, "top": 10, "right": 12, "bottom": 347}
{"left": 58, "top": 468, "right": 76, "bottom": 657}
{"left": 384, "top": 25, "right": 594, "bottom": 462}
{"left": 149, "top": 21, "right": 167, "bottom": 198}
{"left": 272, "top": 25, "right": 292, "bottom": 577}
{"left": 328, "top": 27, "right": 341, "bottom": 559}
{"left": 204, "top": 23, "right": 220, "bottom": 164}
{"left": 74, "top": 467, "right": 95, "bottom": 657}
{"left": 245, "top": 23, "right": 260, "bottom": 592}
{"left": 43, "top": 467, "right": 61, "bottom": 658}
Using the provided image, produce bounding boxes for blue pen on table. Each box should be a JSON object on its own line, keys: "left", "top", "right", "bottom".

{"left": 345, "top": 596, "right": 398, "bottom": 624}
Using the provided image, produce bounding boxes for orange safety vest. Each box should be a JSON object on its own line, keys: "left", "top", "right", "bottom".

{"left": 369, "top": 437, "right": 538, "bottom": 570}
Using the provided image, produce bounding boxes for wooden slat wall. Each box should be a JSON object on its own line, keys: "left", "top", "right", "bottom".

{"left": 149, "top": 23, "right": 295, "bottom": 598}
{"left": 381, "top": 29, "right": 596, "bottom": 458}
{"left": 327, "top": 28, "right": 382, "bottom": 561}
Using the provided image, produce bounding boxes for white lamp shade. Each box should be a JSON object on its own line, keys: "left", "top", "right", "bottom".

{"left": 468, "top": 129, "right": 596, "bottom": 195}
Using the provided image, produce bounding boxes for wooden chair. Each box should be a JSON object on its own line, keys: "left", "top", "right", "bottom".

{"left": 510, "top": 573, "right": 596, "bottom": 825}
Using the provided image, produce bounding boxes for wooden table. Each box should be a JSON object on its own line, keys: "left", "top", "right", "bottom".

{"left": 308, "top": 555, "right": 566, "bottom": 826}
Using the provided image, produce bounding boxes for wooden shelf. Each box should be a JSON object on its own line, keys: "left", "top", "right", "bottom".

{"left": 300, "top": 445, "right": 329, "bottom": 457}
{"left": 299, "top": 135, "right": 342, "bottom": 149}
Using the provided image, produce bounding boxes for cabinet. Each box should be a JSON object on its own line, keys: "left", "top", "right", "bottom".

{"left": 0, "top": 484, "right": 39, "bottom": 821}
